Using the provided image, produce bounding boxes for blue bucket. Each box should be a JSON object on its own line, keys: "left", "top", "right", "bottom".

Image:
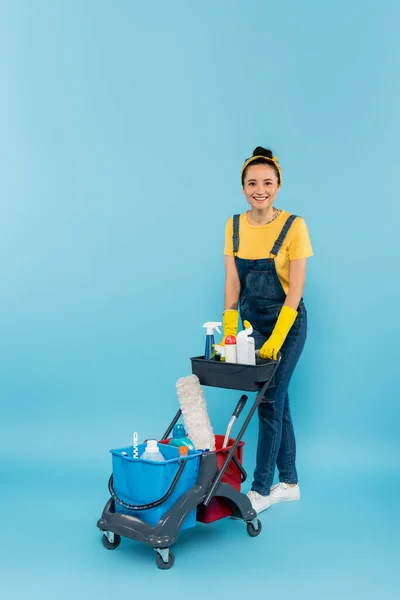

{"left": 110, "top": 443, "right": 201, "bottom": 529}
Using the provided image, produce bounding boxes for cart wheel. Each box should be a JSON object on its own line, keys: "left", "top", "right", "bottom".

{"left": 247, "top": 519, "right": 262, "bottom": 537}
{"left": 102, "top": 533, "right": 121, "bottom": 549}
{"left": 155, "top": 549, "right": 175, "bottom": 570}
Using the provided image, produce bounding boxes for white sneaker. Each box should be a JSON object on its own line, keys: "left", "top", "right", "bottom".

{"left": 247, "top": 490, "right": 271, "bottom": 514}
{"left": 270, "top": 482, "right": 300, "bottom": 504}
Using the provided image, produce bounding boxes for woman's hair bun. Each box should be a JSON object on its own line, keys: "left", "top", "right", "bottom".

{"left": 253, "top": 146, "right": 273, "bottom": 159}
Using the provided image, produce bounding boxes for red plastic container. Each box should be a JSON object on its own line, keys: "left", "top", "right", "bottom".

{"left": 197, "top": 435, "right": 244, "bottom": 523}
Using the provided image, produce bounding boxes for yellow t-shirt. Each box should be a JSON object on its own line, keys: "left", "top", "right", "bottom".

{"left": 224, "top": 211, "right": 313, "bottom": 294}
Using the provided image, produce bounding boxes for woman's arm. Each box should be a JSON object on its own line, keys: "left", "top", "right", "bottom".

{"left": 224, "top": 255, "right": 241, "bottom": 311}
{"left": 284, "top": 258, "right": 307, "bottom": 310}
{"left": 259, "top": 258, "right": 308, "bottom": 360}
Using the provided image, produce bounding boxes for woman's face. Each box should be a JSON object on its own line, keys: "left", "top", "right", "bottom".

{"left": 243, "top": 163, "right": 280, "bottom": 211}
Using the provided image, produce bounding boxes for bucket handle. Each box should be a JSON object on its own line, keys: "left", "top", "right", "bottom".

{"left": 219, "top": 449, "right": 247, "bottom": 483}
{"left": 231, "top": 455, "right": 247, "bottom": 483}
{"left": 108, "top": 459, "right": 187, "bottom": 511}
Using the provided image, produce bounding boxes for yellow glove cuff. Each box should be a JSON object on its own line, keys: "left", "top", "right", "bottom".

{"left": 222, "top": 309, "right": 239, "bottom": 337}
{"left": 273, "top": 305, "right": 298, "bottom": 341}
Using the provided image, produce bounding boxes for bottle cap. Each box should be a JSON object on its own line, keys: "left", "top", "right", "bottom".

{"left": 145, "top": 439, "right": 159, "bottom": 452}
{"left": 225, "top": 335, "right": 236, "bottom": 345}
{"left": 179, "top": 446, "right": 189, "bottom": 456}
{"left": 172, "top": 424, "right": 186, "bottom": 438}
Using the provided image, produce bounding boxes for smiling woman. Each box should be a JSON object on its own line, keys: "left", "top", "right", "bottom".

{"left": 222, "top": 146, "right": 313, "bottom": 515}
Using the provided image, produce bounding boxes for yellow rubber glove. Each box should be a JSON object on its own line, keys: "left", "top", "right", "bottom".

{"left": 213, "top": 310, "right": 239, "bottom": 360}
{"left": 221, "top": 309, "right": 239, "bottom": 345}
{"left": 259, "top": 306, "right": 298, "bottom": 360}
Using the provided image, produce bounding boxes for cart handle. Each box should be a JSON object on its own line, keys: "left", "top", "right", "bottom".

{"left": 108, "top": 459, "right": 187, "bottom": 511}
{"left": 203, "top": 354, "right": 281, "bottom": 506}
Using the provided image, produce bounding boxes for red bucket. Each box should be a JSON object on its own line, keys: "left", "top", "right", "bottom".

{"left": 197, "top": 435, "right": 244, "bottom": 523}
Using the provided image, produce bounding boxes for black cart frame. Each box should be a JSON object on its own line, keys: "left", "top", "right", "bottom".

{"left": 97, "top": 355, "right": 280, "bottom": 570}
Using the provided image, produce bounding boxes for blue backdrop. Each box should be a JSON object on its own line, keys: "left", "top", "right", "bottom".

{"left": 1, "top": 1, "right": 399, "bottom": 598}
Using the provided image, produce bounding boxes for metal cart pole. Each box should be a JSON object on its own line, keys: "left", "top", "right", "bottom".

{"left": 161, "top": 409, "right": 182, "bottom": 441}
{"left": 203, "top": 355, "right": 281, "bottom": 506}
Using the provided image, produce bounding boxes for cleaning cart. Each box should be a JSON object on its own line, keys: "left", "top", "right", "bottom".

{"left": 97, "top": 354, "right": 280, "bottom": 570}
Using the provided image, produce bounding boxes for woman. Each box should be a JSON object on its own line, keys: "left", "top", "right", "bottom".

{"left": 223, "top": 146, "right": 313, "bottom": 514}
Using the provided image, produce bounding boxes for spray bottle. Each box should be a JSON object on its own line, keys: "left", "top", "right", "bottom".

{"left": 203, "top": 321, "right": 222, "bottom": 360}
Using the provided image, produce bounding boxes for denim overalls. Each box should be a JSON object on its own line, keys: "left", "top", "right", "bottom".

{"left": 233, "top": 213, "right": 307, "bottom": 495}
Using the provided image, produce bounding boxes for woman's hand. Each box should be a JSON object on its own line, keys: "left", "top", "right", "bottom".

{"left": 259, "top": 305, "right": 298, "bottom": 360}
{"left": 221, "top": 309, "right": 239, "bottom": 344}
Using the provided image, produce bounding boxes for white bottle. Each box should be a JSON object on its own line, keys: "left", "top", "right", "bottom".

{"left": 225, "top": 335, "right": 237, "bottom": 363}
{"left": 236, "top": 322, "right": 256, "bottom": 365}
{"left": 140, "top": 439, "right": 165, "bottom": 462}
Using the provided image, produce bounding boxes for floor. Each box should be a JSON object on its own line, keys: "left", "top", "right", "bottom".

{"left": 2, "top": 460, "right": 399, "bottom": 599}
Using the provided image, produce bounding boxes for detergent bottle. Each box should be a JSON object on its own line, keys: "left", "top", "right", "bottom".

{"left": 203, "top": 321, "right": 222, "bottom": 360}
{"left": 236, "top": 321, "right": 256, "bottom": 365}
{"left": 225, "top": 334, "right": 237, "bottom": 363}
{"left": 140, "top": 440, "right": 165, "bottom": 462}
{"left": 168, "top": 424, "right": 195, "bottom": 450}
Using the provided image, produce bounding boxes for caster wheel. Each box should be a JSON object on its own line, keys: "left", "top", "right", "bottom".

{"left": 102, "top": 533, "right": 121, "bottom": 549}
{"left": 247, "top": 519, "right": 262, "bottom": 537}
{"left": 155, "top": 549, "right": 175, "bottom": 570}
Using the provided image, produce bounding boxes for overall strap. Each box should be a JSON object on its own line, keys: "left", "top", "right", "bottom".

{"left": 232, "top": 214, "right": 240, "bottom": 255}
{"left": 270, "top": 214, "right": 298, "bottom": 257}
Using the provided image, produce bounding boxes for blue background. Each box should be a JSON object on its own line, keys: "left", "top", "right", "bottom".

{"left": 1, "top": 0, "right": 399, "bottom": 597}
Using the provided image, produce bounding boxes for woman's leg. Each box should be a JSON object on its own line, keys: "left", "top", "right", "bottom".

{"left": 251, "top": 314, "right": 307, "bottom": 496}
{"left": 276, "top": 392, "right": 298, "bottom": 484}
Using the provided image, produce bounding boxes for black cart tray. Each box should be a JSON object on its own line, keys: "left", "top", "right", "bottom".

{"left": 190, "top": 355, "right": 276, "bottom": 391}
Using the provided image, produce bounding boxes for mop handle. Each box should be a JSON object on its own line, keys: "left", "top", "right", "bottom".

{"left": 233, "top": 394, "right": 248, "bottom": 419}
{"left": 222, "top": 417, "right": 235, "bottom": 449}
{"left": 222, "top": 395, "right": 248, "bottom": 448}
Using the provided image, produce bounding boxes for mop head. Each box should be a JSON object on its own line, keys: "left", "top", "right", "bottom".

{"left": 176, "top": 375, "right": 216, "bottom": 452}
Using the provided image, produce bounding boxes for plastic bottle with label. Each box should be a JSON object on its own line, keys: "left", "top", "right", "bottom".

{"left": 236, "top": 322, "right": 256, "bottom": 365}
{"left": 168, "top": 424, "right": 195, "bottom": 450}
{"left": 139, "top": 440, "right": 165, "bottom": 462}
{"left": 225, "top": 334, "right": 237, "bottom": 363}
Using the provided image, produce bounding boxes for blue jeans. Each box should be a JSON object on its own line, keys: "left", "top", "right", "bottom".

{"left": 251, "top": 306, "right": 307, "bottom": 496}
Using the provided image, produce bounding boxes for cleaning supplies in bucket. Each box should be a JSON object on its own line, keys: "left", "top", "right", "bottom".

{"left": 111, "top": 443, "right": 201, "bottom": 529}
{"left": 176, "top": 374, "right": 216, "bottom": 452}
{"left": 214, "top": 320, "right": 256, "bottom": 365}
{"left": 168, "top": 424, "right": 195, "bottom": 450}
{"left": 140, "top": 440, "right": 165, "bottom": 462}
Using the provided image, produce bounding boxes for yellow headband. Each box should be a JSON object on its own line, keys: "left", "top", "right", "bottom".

{"left": 241, "top": 155, "right": 282, "bottom": 184}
